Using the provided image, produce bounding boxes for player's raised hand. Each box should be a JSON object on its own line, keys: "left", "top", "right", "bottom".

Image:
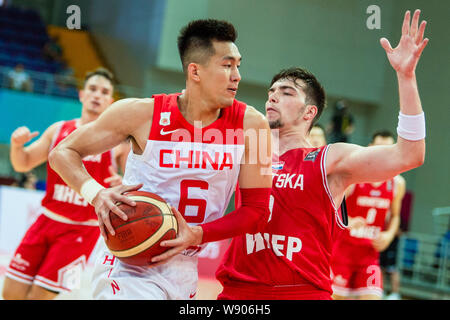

{"left": 92, "top": 183, "right": 143, "bottom": 238}
{"left": 10, "top": 126, "right": 39, "bottom": 147}
{"left": 380, "top": 9, "right": 429, "bottom": 77}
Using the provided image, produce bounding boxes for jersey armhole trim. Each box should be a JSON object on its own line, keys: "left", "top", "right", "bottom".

{"left": 48, "top": 121, "right": 65, "bottom": 152}
{"left": 320, "top": 144, "right": 347, "bottom": 230}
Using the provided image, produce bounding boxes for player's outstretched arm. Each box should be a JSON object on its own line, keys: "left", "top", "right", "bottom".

{"left": 327, "top": 10, "right": 427, "bottom": 189}
{"left": 10, "top": 123, "right": 60, "bottom": 172}
{"left": 48, "top": 98, "right": 153, "bottom": 237}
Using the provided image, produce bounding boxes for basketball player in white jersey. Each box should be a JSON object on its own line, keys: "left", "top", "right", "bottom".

{"left": 48, "top": 19, "right": 272, "bottom": 299}
{"left": 3, "top": 68, "right": 129, "bottom": 300}
{"left": 217, "top": 9, "right": 428, "bottom": 299}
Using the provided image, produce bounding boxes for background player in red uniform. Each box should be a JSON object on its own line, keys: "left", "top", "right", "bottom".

{"left": 48, "top": 19, "right": 272, "bottom": 300}
{"left": 2, "top": 68, "right": 129, "bottom": 300}
{"left": 331, "top": 130, "right": 406, "bottom": 300}
{"left": 216, "top": 9, "right": 427, "bottom": 300}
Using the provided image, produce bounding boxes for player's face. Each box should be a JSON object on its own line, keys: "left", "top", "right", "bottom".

{"left": 79, "top": 75, "right": 114, "bottom": 115}
{"left": 309, "top": 127, "right": 326, "bottom": 147}
{"left": 372, "top": 136, "right": 395, "bottom": 146}
{"left": 266, "top": 78, "right": 307, "bottom": 129}
{"left": 199, "top": 41, "right": 241, "bottom": 107}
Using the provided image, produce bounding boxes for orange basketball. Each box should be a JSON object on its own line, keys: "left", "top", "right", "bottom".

{"left": 105, "top": 191, "right": 178, "bottom": 266}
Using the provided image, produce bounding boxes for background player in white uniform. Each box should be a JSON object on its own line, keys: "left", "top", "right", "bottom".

{"left": 48, "top": 19, "right": 272, "bottom": 299}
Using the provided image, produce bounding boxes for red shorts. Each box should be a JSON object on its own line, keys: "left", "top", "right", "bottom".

{"left": 6, "top": 214, "right": 100, "bottom": 293}
{"left": 218, "top": 281, "right": 332, "bottom": 300}
{"left": 331, "top": 262, "right": 383, "bottom": 298}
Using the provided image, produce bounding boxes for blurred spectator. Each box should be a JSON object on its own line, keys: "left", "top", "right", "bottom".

{"left": 327, "top": 100, "right": 354, "bottom": 143}
{"left": 0, "top": 0, "right": 11, "bottom": 8}
{"left": 11, "top": 171, "right": 38, "bottom": 189}
{"left": 308, "top": 123, "right": 327, "bottom": 147}
{"left": 18, "top": 171, "right": 38, "bottom": 190}
{"left": 7, "top": 64, "right": 33, "bottom": 92}
{"left": 42, "top": 35, "right": 64, "bottom": 64}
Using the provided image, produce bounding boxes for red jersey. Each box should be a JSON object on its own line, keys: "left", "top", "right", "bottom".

{"left": 332, "top": 180, "right": 395, "bottom": 266}
{"left": 41, "top": 119, "right": 114, "bottom": 224}
{"left": 216, "top": 145, "right": 346, "bottom": 295}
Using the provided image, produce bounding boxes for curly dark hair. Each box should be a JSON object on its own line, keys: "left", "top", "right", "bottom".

{"left": 177, "top": 19, "right": 237, "bottom": 74}
{"left": 270, "top": 67, "right": 326, "bottom": 130}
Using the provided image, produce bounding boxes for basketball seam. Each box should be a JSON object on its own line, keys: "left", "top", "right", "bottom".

{"left": 108, "top": 207, "right": 177, "bottom": 258}
{"left": 123, "top": 227, "right": 176, "bottom": 259}
{"left": 113, "top": 212, "right": 162, "bottom": 229}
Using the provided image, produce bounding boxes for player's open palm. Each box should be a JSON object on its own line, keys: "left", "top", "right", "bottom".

{"left": 11, "top": 126, "right": 39, "bottom": 147}
{"left": 380, "top": 9, "right": 428, "bottom": 77}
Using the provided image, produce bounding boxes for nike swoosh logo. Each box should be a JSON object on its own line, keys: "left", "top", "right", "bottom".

{"left": 189, "top": 292, "right": 196, "bottom": 299}
{"left": 160, "top": 128, "right": 179, "bottom": 135}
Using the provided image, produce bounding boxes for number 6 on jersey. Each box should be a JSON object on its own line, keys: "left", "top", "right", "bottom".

{"left": 178, "top": 179, "right": 209, "bottom": 223}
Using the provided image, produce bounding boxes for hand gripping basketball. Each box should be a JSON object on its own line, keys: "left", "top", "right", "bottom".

{"left": 92, "top": 183, "right": 143, "bottom": 238}
{"left": 150, "top": 206, "right": 203, "bottom": 267}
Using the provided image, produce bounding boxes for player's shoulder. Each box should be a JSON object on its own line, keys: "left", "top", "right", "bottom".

{"left": 107, "top": 97, "right": 155, "bottom": 118}
{"left": 116, "top": 97, "right": 154, "bottom": 109}
{"left": 243, "top": 105, "right": 269, "bottom": 130}
{"left": 44, "top": 120, "right": 66, "bottom": 137}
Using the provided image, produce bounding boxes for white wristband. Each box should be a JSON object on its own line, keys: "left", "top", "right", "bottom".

{"left": 397, "top": 111, "right": 426, "bottom": 141}
{"left": 80, "top": 179, "right": 105, "bottom": 205}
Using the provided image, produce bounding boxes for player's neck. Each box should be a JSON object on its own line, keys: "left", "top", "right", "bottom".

{"left": 177, "top": 90, "right": 221, "bottom": 128}
{"left": 272, "top": 126, "right": 312, "bottom": 156}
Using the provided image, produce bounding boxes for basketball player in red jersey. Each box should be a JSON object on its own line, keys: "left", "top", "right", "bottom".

{"left": 331, "top": 130, "right": 406, "bottom": 300}
{"left": 216, "top": 9, "right": 428, "bottom": 300}
{"left": 2, "top": 68, "right": 130, "bottom": 300}
{"left": 48, "top": 20, "right": 272, "bottom": 300}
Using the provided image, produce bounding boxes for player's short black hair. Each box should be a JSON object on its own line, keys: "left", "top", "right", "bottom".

{"left": 270, "top": 67, "right": 326, "bottom": 130}
{"left": 371, "top": 130, "right": 394, "bottom": 142}
{"left": 83, "top": 67, "right": 114, "bottom": 88}
{"left": 177, "top": 19, "right": 237, "bottom": 74}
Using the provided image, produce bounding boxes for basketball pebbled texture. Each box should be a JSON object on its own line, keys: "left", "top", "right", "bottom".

{"left": 105, "top": 191, "right": 178, "bottom": 266}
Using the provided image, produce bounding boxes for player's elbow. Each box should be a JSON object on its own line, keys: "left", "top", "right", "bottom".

{"left": 405, "top": 147, "right": 425, "bottom": 170}
{"left": 48, "top": 145, "right": 64, "bottom": 172}
{"left": 11, "top": 162, "right": 30, "bottom": 173}
{"left": 398, "top": 141, "right": 425, "bottom": 171}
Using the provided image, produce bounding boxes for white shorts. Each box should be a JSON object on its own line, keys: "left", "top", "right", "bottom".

{"left": 90, "top": 241, "right": 198, "bottom": 300}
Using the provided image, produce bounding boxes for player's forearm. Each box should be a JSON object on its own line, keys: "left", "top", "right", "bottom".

{"left": 384, "top": 214, "right": 400, "bottom": 243}
{"left": 199, "top": 188, "right": 271, "bottom": 243}
{"left": 394, "top": 73, "right": 426, "bottom": 169}
{"left": 10, "top": 144, "right": 33, "bottom": 172}
{"left": 48, "top": 145, "right": 92, "bottom": 194}
{"left": 397, "top": 73, "right": 423, "bottom": 115}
